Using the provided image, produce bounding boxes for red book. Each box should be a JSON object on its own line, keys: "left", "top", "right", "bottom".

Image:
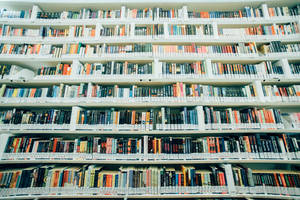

{"left": 53, "top": 138, "right": 58, "bottom": 152}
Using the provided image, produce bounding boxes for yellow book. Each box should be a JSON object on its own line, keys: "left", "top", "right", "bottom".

{"left": 12, "top": 88, "right": 18, "bottom": 97}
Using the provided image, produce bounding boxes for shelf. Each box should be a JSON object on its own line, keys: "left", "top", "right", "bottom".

{"left": 1, "top": 129, "right": 299, "bottom": 135}
{"left": 0, "top": 186, "right": 298, "bottom": 199}
{"left": 1, "top": 53, "right": 300, "bottom": 66}
{"left": 0, "top": 15, "right": 299, "bottom": 26}
{"left": 1, "top": 34, "right": 300, "bottom": 44}
{"left": 1, "top": 154, "right": 299, "bottom": 165}
{"left": 0, "top": 194, "right": 298, "bottom": 200}
{"left": 2, "top": 77, "right": 300, "bottom": 85}
{"left": 0, "top": 98, "right": 300, "bottom": 108}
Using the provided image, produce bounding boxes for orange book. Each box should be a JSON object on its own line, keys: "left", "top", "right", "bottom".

{"left": 238, "top": 10, "right": 243, "bottom": 18}
{"left": 273, "top": 172, "right": 280, "bottom": 186}
{"left": 280, "top": 173, "right": 287, "bottom": 187}
{"left": 30, "top": 88, "right": 36, "bottom": 97}
{"left": 25, "top": 138, "right": 32, "bottom": 153}
{"left": 206, "top": 137, "right": 211, "bottom": 153}
{"left": 131, "top": 110, "right": 136, "bottom": 124}
{"left": 8, "top": 44, "right": 14, "bottom": 54}
{"left": 13, "top": 138, "right": 20, "bottom": 153}
{"left": 172, "top": 84, "right": 177, "bottom": 97}
{"left": 216, "top": 137, "right": 220, "bottom": 153}
{"left": 153, "top": 139, "right": 157, "bottom": 154}
{"left": 36, "top": 44, "right": 41, "bottom": 54}
{"left": 62, "top": 170, "right": 68, "bottom": 186}
{"left": 9, "top": 172, "right": 17, "bottom": 188}
{"left": 128, "top": 139, "right": 131, "bottom": 153}
{"left": 243, "top": 136, "right": 251, "bottom": 152}
{"left": 53, "top": 170, "right": 60, "bottom": 187}
{"left": 53, "top": 138, "right": 58, "bottom": 152}
{"left": 91, "top": 29, "right": 95, "bottom": 37}
{"left": 114, "top": 111, "right": 119, "bottom": 125}
{"left": 233, "top": 110, "right": 239, "bottom": 123}
{"left": 67, "top": 65, "right": 72, "bottom": 75}
{"left": 182, "top": 166, "right": 187, "bottom": 186}
{"left": 282, "top": 134, "right": 289, "bottom": 152}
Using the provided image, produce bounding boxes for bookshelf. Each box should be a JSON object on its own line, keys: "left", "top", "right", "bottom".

{"left": 0, "top": 0, "right": 299, "bottom": 200}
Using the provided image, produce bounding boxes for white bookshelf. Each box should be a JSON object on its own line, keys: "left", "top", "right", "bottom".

{"left": 0, "top": 0, "right": 300, "bottom": 199}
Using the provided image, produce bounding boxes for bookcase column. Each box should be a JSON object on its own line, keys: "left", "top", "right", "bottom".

{"left": 70, "top": 106, "right": 82, "bottom": 131}
{"left": 87, "top": 82, "right": 93, "bottom": 98}
{"left": 280, "top": 58, "right": 293, "bottom": 79}
{"left": 212, "top": 22, "right": 218, "bottom": 39}
{"left": 261, "top": 4, "right": 270, "bottom": 19}
{"left": 95, "top": 23, "right": 101, "bottom": 39}
{"left": 161, "top": 107, "right": 166, "bottom": 130}
{"left": 143, "top": 136, "right": 149, "bottom": 161}
{"left": 154, "top": 59, "right": 162, "bottom": 77}
{"left": 130, "top": 23, "right": 135, "bottom": 38}
{"left": 205, "top": 59, "right": 213, "bottom": 79}
{"left": 196, "top": 106, "right": 205, "bottom": 130}
{"left": 0, "top": 134, "right": 9, "bottom": 160}
{"left": 253, "top": 80, "right": 265, "bottom": 102}
{"left": 71, "top": 60, "right": 81, "bottom": 76}
{"left": 182, "top": 5, "right": 188, "bottom": 20}
{"left": 121, "top": 6, "right": 126, "bottom": 19}
{"left": 31, "top": 5, "right": 41, "bottom": 20}
{"left": 164, "top": 22, "right": 169, "bottom": 39}
{"left": 221, "top": 164, "right": 236, "bottom": 194}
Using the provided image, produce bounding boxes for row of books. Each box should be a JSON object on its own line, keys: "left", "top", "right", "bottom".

{"left": 4, "top": 134, "right": 298, "bottom": 155}
{"left": 100, "top": 25, "right": 130, "bottom": 37}
{"left": 5, "top": 42, "right": 300, "bottom": 56}
{"left": 4, "top": 136, "right": 143, "bottom": 154}
{"left": 104, "top": 44, "right": 152, "bottom": 54}
{"left": 34, "top": 61, "right": 299, "bottom": 78}
{"left": 219, "top": 22, "right": 300, "bottom": 36}
{"left": 2, "top": 24, "right": 299, "bottom": 39}
{"left": 260, "top": 41, "right": 300, "bottom": 54}
{"left": 0, "top": 9, "right": 31, "bottom": 19}
{"left": 0, "top": 165, "right": 299, "bottom": 190}
{"left": 37, "top": 63, "right": 72, "bottom": 76}
{"left": 168, "top": 24, "right": 213, "bottom": 36}
{"left": 232, "top": 167, "right": 300, "bottom": 189}
{"left": 2, "top": 82, "right": 299, "bottom": 102}
{"left": 188, "top": 6, "right": 263, "bottom": 19}
{"left": 0, "top": 65, "right": 24, "bottom": 79}
{"left": 135, "top": 25, "right": 164, "bottom": 36}
{"left": 0, "top": 108, "right": 299, "bottom": 130}
{"left": 2, "top": 5, "right": 300, "bottom": 20}
{"left": 70, "top": 26, "right": 96, "bottom": 37}
{"left": 127, "top": 8, "right": 153, "bottom": 19}
{"left": 0, "top": 83, "right": 89, "bottom": 98}
{"left": 38, "top": 9, "right": 122, "bottom": 20}
{"left": 0, "top": 109, "right": 71, "bottom": 125}
{"left": 3, "top": 83, "right": 300, "bottom": 103}
{"left": 0, "top": 25, "right": 94, "bottom": 38}
{"left": 0, "top": 25, "right": 40, "bottom": 37}
{"left": 291, "top": 63, "right": 300, "bottom": 74}
{"left": 0, "top": 165, "right": 227, "bottom": 189}
{"left": 262, "top": 85, "right": 300, "bottom": 100}
{"left": 268, "top": 5, "right": 300, "bottom": 17}
{"left": 89, "top": 84, "right": 257, "bottom": 98}
{"left": 162, "top": 61, "right": 205, "bottom": 75}
{"left": 152, "top": 43, "right": 258, "bottom": 54}
{"left": 76, "top": 62, "right": 153, "bottom": 75}
{"left": 76, "top": 109, "right": 157, "bottom": 127}
{"left": 203, "top": 107, "right": 282, "bottom": 125}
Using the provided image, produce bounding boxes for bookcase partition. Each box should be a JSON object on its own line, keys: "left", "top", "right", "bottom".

{"left": 0, "top": 0, "right": 299, "bottom": 200}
